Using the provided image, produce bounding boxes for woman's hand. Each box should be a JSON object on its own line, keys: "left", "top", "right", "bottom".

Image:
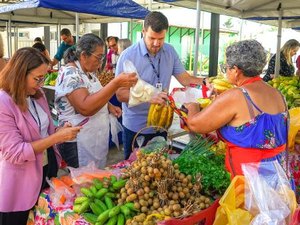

{"left": 108, "top": 104, "right": 122, "bottom": 118}
{"left": 149, "top": 92, "right": 168, "bottom": 105}
{"left": 55, "top": 122, "right": 81, "bottom": 142}
{"left": 114, "top": 72, "right": 138, "bottom": 88}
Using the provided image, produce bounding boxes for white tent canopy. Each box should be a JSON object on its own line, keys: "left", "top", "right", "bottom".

{"left": 152, "top": 0, "right": 300, "bottom": 27}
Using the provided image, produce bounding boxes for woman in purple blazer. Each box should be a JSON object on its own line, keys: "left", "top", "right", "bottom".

{"left": 0, "top": 47, "right": 81, "bottom": 225}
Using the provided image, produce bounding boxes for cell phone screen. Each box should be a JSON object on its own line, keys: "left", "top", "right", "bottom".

{"left": 75, "top": 118, "right": 89, "bottom": 126}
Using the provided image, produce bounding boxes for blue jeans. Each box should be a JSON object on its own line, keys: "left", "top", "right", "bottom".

{"left": 122, "top": 126, "right": 167, "bottom": 160}
{"left": 58, "top": 142, "right": 79, "bottom": 168}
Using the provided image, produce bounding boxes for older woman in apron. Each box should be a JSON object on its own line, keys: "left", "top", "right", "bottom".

{"left": 55, "top": 33, "right": 137, "bottom": 168}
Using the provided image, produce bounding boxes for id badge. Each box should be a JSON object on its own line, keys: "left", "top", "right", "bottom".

{"left": 156, "top": 82, "right": 163, "bottom": 91}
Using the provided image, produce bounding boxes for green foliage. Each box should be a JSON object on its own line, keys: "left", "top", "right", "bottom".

{"left": 173, "top": 135, "right": 231, "bottom": 196}
{"left": 183, "top": 54, "right": 209, "bottom": 73}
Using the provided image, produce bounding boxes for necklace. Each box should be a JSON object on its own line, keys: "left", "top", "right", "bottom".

{"left": 238, "top": 76, "right": 262, "bottom": 87}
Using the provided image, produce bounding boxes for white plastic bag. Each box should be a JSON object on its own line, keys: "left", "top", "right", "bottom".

{"left": 123, "top": 60, "right": 159, "bottom": 107}
{"left": 109, "top": 114, "right": 123, "bottom": 150}
{"left": 242, "top": 161, "right": 297, "bottom": 225}
{"left": 170, "top": 86, "right": 212, "bottom": 107}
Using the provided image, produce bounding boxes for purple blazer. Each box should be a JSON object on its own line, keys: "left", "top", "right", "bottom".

{"left": 0, "top": 90, "right": 62, "bottom": 212}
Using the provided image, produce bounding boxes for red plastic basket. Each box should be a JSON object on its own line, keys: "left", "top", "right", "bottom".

{"left": 290, "top": 208, "right": 300, "bottom": 225}
{"left": 159, "top": 199, "right": 219, "bottom": 225}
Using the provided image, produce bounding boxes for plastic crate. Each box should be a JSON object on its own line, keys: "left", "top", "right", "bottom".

{"left": 290, "top": 208, "right": 300, "bottom": 225}
{"left": 158, "top": 199, "right": 219, "bottom": 225}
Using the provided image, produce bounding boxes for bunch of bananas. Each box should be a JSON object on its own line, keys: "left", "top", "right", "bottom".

{"left": 147, "top": 103, "right": 174, "bottom": 129}
{"left": 197, "top": 98, "right": 212, "bottom": 108}
{"left": 209, "top": 76, "right": 233, "bottom": 93}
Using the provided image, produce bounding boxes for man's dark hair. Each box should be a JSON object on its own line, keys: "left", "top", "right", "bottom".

{"left": 60, "top": 28, "right": 72, "bottom": 36}
{"left": 144, "top": 11, "right": 169, "bottom": 32}
{"left": 106, "top": 36, "right": 119, "bottom": 43}
{"left": 34, "top": 37, "right": 42, "bottom": 43}
{"left": 32, "top": 42, "right": 46, "bottom": 52}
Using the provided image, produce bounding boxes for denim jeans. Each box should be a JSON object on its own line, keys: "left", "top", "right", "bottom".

{"left": 122, "top": 126, "right": 167, "bottom": 160}
{"left": 57, "top": 142, "right": 79, "bottom": 168}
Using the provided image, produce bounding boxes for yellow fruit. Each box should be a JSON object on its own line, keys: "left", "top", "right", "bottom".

{"left": 197, "top": 98, "right": 212, "bottom": 108}
{"left": 165, "top": 105, "right": 174, "bottom": 129}
{"left": 147, "top": 104, "right": 156, "bottom": 127}
{"left": 151, "top": 104, "right": 163, "bottom": 126}
{"left": 157, "top": 106, "right": 168, "bottom": 128}
{"left": 212, "top": 79, "right": 233, "bottom": 88}
{"left": 213, "top": 84, "right": 230, "bottom": 92}
{"left": 49, "top": 80, "right": 56, "bottom": 86}
{"left": 147, "top": 103, "right": 174, "bottom": 130}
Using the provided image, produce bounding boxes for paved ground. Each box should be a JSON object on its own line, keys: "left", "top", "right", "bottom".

{"left": 106, "top": 145, "right": 125, "bottom": 166}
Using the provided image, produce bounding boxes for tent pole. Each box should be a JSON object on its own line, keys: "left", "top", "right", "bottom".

{"left": 130, "top": 19, "right": 133, "bottom": 41}
{"left": 57, "top": 23, "right": 61, "bottom": 68}
{"left": 75, "top": 13, "right": 79, "bottom": 41}
{"left": 199, "top": 11, "right": 204, "bottom": 75}
{"left": 14, "top": 26, "right": 18, "bottom": 52}
{"left": 193, "top": 0, "right": 201, "bottom": 76}
{"left": 148, "top": 0, "right": 152, "bottom": 11}
{"left": 274, "top": 4, "right": 282, "bottom": 78}
{"left": 7, "top": 16, "right": 12, "bottom": 57}
{"left": 6, "top": 22, "right": 9, "bottom": 58}
{"left": 239, "top": 19, "right": 243, "bottom": 41}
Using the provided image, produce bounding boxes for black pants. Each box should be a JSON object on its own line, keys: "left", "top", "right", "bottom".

{"left": 0, "top": 210, "right": 30, "bottom": 225}
{"left": 58, "top": 142, "right": 79, "bottom": 168}
{"left": 0, "top": 147, "right": 58, "bottom": 225}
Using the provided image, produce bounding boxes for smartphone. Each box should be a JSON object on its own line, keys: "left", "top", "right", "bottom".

{"left": 75, "top": 118, "right": 89, "bottom": 126}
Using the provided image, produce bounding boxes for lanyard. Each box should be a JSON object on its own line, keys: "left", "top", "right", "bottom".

{"left": 29, "top": 98, "right": 41, "bottom": 133}
{"left": 146, "top": 54, "right": 161, "bottom": 83}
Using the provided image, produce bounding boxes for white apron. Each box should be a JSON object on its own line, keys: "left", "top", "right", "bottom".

{"left": 75, "top": 61, "right": 110, "bottom": 168}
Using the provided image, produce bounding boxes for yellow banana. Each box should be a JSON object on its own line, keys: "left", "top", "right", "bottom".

{"left": 213, "top": 84, "right": 231, "bottom": 92}
{"left": 165, "top": 105, "right": 174, "bottom": 129}
{"left": 157, "top": 106, "right": 168, "bottom": 128}
{"left": 147, "top": 104, "right": 156, "bottom": 127}
{"left": 212, "top": 79, "right": 233, "bottom": 88}
{"left": 151, "top": 104, "right": 163, "bottom": 126}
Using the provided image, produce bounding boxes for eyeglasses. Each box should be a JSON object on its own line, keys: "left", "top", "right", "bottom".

{"left": 220, "top": 64, "right": 236, "bottom": 74}
{"left": 220, "top": 64, "right": 228, "bottom": 74}
{"left": 33, "top": 76, "right": 46, "bottom": 85}
{"left": 89, "top": 52, "right": 105, "bottom": 62}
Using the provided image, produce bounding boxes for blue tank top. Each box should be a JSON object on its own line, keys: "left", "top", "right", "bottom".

{"left": 219, "top": 88, "right": 288, "bottom": 149}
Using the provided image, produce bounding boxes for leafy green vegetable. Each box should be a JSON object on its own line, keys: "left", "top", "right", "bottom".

{"left": 173, "top": 135, "right": 230, "bottom": 196}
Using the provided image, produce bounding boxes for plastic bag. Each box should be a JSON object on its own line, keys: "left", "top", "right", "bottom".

{"left": 288, "top": 108, "right": 300, "bottom": 151}
{"left": 213, "top": 176, "right": 253, "bottom": 225}
{"left": 123, "top": 60, "right": 159, "bottom": 107}
{"left": 68, "top": 161, "right": 114, "bottom": 184}
{"left": 46, "top": 176, "right": 76, "bottom": 207}
{"left": 170, "top": 85, "right": 212, "bottom": 107}
{"left": 242, "top": 161, "right": 297, "bottom": 225}
{"left": 109, "top": 114, "right": 123, "bottom": 150}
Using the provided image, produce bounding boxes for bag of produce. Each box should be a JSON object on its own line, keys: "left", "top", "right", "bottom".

{"left": 123, "top": 60, "right": 159, "bottom": 107}
{"left": 242, "top": 161, "right": 297, "bottom": 225}
{"left": 68, "top": 161, "right": 114, "bottom": 184}
{"left": 170, "top": 85, "right": 212, "bottom": 107}
{"left": 213, "top": 176, "right": 253, "bottom": 225}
